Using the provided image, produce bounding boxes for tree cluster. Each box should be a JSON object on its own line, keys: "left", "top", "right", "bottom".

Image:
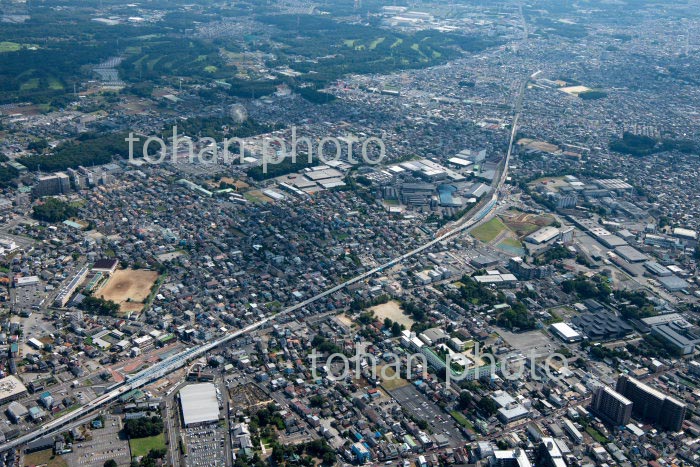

{"left": 124, "top": 416, "right": 164, "bottom": 438}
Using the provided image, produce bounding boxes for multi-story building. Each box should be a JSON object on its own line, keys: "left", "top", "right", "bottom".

{"left": 508, "top": 257, "right": 553, "bottom": 280}
{"left": 592, "top": 385, "right": 633, "bottom": 426}
{"left": 489, "top": 448, "right": 532, "bottom": 467}
{"left": 32, "top": 172, "right": 70, "bottom": 198}
{"left": 616, "top": 374, "right": 686, "bottom": 431}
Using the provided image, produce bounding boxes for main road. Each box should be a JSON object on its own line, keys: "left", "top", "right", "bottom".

{"left": 0, "top": 72, "right": 535, "bottom": 454}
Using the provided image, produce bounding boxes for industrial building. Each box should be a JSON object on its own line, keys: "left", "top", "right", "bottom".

{"left": 525, "top": 226, "right": 560, "bottom": 245}
{"left": 179, "top": 383, "right": 220, "bottom": 427}
{"left": 549, "top": 323, "right": 581, "bottom": 343}
{"left": 591, "top": 385, "right": 633, "bottom": 426}
{"left": 616, "top": 375, "right": 687, "bottom": 431}
{"left": 658, "top": 275, "right": 690, "bottom": 292}
{"left": 650, "top": 321, "right": 700, "bottom": 355}
{"left": 614, "top": 245, "right": 649, "bottom": 263}
{"left": 643, "top": 261, "right": 672, "bottom": 277}
{"left": 570, "top": 311, "right": 633, "bottom": 340}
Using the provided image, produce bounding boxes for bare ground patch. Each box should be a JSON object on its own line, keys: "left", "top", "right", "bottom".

{"left": 95, "top": 269, "right": 159, "bottom": 313}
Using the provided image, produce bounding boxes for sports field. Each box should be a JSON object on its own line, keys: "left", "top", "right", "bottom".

{"left": 369, "top": 300, "right": 414, "bottom": 328}
{"left": 96, "top": 269, "right": 159, "bottom": 313}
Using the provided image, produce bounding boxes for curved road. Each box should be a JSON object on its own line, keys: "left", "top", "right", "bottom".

{"left": 1, "top": 73, "right": 535, "bottom": 454}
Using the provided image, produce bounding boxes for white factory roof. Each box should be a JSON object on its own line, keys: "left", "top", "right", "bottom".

{"left": 179, "top": 383, "right": 219, "bottom": 426}
{"left": 526, "top": 226, "right": 560, "bottom": 244}
{"left": 448, "top": 157, "right": 473, "bottom": 167}
{"left": 673, "top": 227, "right": 697, "bottom": 240}
{"left": 550, "top": 322, "right": 581, "bottom": 339}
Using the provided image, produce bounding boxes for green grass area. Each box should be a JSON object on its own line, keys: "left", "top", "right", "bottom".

{"left": 0, "top": 41, "right": 21, "bottom": 52}
{"left": 343, "top": 39, "right": 356, "bottom": 47}
{"left": 20, "top": 78, "right": 40, "bottom": 91}
{"left": 48, "top": 78, "right": 64, "bottom": 90}
{"left": 585, "top": 426, "right": 607, "bottom": 443}
{"left": 471, "top": 217, "right": 508, "bottom": 243}
{"left": 390, "top": 38, "right": 403, "bottom": 48}
{"left": 500, "top": 237, "right": 522, "bottom": 248}
{"left": 204, "top": 65, "right": 218, "bottom": 73}
{"left": 369, "top": 37, "right": 385, "bottom": 50}
{"left": 130, "top": 433, "right": 166, "bottom": 457}
{"left": 678, "top": 376, "right": 697, "bottom": 388}
{"left": 23, "top": 449, "right": 68, "bottom": 467}
{"left": 545, "top": 309, "right": 563, "bottom": 324}
{"left": 54, "top": 403, "right": 80, "bottom": 418}
{"left": 451, "top": 411, "right": 474, "bottom": 430}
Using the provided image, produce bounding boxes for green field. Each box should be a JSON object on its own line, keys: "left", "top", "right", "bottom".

{"left": 471, "top": 217, "right": 508, "bottom": 243}
{"left": 20, "top": 78, "right": 40, "bottom": 91}
{"left": 48, "top": 78, "right": 64, "bottom": 90}
{"left": 130, "top": 433, "right": 167, "bottom": 457}
{"left": 585, "top": 426, "right": 607, "bottom": 443}
{"left": 369, "top": 37, "right": 385, "bottom": 50}
{"left": 0, "top": 41, "right": 21, "bottom": 52}
{"left": 23, "top": 449, "right": 68, "bottom": 467}
{"left": 451, "top": 411, "right": 474, "bottom": 430}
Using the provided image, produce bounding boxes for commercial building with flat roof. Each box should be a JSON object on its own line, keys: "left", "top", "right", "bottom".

{"left": 616, "top": 374, "right": 686, "bottom": 431}
{"left": 0, "top": 375, "right": 28, "bottom": 405}
{"left": 179, "top": 383, "right": 220, "bottom": 427}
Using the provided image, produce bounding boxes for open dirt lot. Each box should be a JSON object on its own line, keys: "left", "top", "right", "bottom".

{"left": 368, "top": 300, "right": 414, "bottom": 328}
{"left": 96, "top": 269, "right": 159, "bottom": 313}
{"left": 500, "top": 210, "right": 554, "bottom": 238}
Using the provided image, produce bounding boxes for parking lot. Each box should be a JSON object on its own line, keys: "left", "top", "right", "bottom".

{"left": 63, "top": 415, "right": 131, "bottom": 467}
{"left": 12, "top": 283, "right": 47, "bottom": 311}
{"left": 184, "top": 423, "right": 226, "bottom": 467}
{"left": 389, "top": 385, "right": 465, "bottom": 447}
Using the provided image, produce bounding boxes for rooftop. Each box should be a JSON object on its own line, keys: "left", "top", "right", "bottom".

{"left": 179, "top": 383, "right": 219, "bottom": 426}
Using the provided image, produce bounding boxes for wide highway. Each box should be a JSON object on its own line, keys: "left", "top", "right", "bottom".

{"left": 0, "top": 73, "right": 534, "bottom": 454}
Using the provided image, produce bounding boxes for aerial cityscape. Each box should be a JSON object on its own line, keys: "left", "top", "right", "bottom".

{"left": 0, "top": 0, "right": 699, "bottom": 466}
